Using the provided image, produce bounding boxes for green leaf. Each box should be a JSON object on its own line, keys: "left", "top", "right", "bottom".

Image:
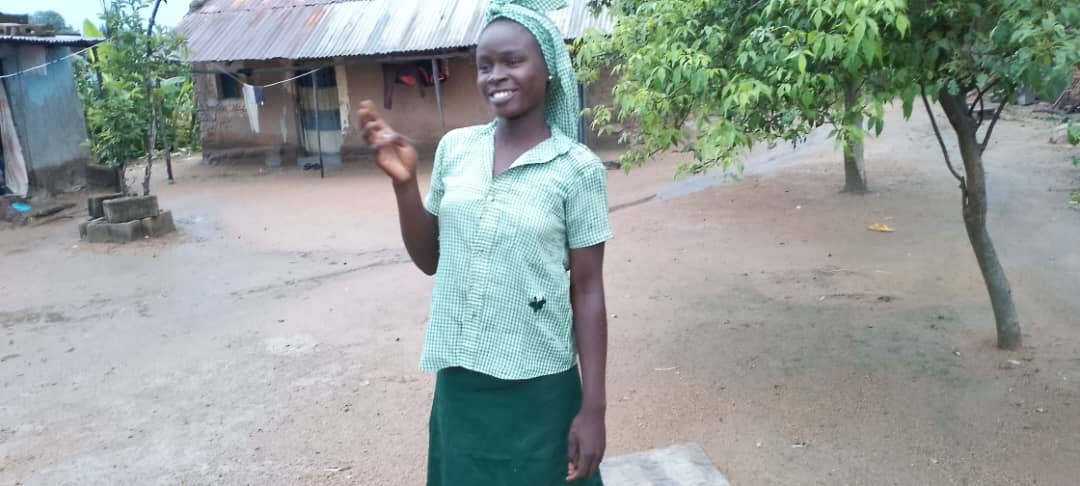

{"left": 862, "top": 39, "right": 878, "bottom": 64}
{"left": 797, "top": 53, "right": 807, "bottom": 74}
{"left": 1068, "top": 123, "right": 1080, "bottom": 146}
{"left": 853, "top": 18, "right": 866, "bottom": 46}
{"left": 82, "top": 19, "right": 104, "bottom": 38}
{"left": 895, "top": 14, "right": 910, "bottom": 36}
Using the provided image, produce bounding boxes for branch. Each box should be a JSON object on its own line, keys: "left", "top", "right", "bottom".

{"left": 975, "top": 93, "right": 985, "bottom": 128}
{"left": 979, "top": 93, "right": 1009, "bottom": 156}
{"left": 921, "top": 85, "right": 965, "bottom": 185}
{"left": 967, "top": 79, "right": 998, "bottom": 117}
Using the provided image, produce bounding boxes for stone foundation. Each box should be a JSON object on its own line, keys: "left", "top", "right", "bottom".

{"left": 80, "top": 194, "right": 176, "bottom": 243}
{"left": 201, "top": 144, "right": 301, "bottom": 167}
{"left": 31, "top": 158, "right": 88, "bottom": 195}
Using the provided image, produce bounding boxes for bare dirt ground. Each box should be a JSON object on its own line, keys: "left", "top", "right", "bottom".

{"left": 2, "top": 105, "right": 1079, "bottom": 486}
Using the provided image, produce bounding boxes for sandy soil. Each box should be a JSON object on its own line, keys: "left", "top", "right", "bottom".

{"left": 1, "top": 104, "right": 1079, "bottom": 486}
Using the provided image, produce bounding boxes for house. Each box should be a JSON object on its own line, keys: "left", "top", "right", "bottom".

{"left": 0, "top": 14, "right": 101, "bottom": 196}
{"left": 175, "top": 0, "right": 614, "bottom": 167}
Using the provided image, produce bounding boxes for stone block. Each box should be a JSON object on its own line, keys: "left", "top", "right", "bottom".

{"left": 79, "top": 217, "right": 105, "bottom": 239}
{"left": 108, "top": 220, "right": 146, "bottom": 242}
{"left": 140, "top": 210, "right": 176, "bottom": 237}
{"left": 88, "top": 193, "right": 124, "bottom": 219}
{"left": 85, "top": 219, "right": 112, "bottom": 243}
{"left": 103, "top": 195, "right": 159, "bottom": 223}
{"left": 600, "top": 443, "right": 731, "bottom": 486}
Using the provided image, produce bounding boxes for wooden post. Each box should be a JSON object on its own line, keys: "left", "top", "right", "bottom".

{"left": 313, "top": 67, "right": 324, "bottom": 179}
{"left": 432, "top": 58, "right": 446, "bottom": 134}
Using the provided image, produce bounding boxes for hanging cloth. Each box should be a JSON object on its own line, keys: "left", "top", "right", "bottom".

{"left": 0, "top": 81, "right": 29, "bottom": 197}
{"left": 381, "top": 61, "right": 452, "bottom": 110}
{"left": 242, "top": 84, "right": 264, "bottom": 133}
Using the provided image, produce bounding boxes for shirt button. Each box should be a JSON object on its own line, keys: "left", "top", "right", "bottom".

{"left": 487, "top": 195, "right": 495, "bottom": 202}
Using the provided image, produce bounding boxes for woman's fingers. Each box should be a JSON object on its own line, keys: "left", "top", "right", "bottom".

{"left": 566, "top": 433, "right": 581, "bottom": 481}
{"left": 358, "top": 99, "right": 416, "bottom": 184}
{"left": 357, "top": 100, "right": 379, "bottom": 125}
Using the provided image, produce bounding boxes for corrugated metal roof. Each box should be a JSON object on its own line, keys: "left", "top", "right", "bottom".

{"left": 0, "top": 35, "right": 104, "bottom": 48}
{"left": 175, "top": 0, "right": 612, "bottom": 62}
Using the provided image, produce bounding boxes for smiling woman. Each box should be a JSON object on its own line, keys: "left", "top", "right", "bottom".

{"left": 476, "top": 20, "right": 550, "bottom": 124}
{"left": 355, "top": 0, "right": 612, "bottom": 484}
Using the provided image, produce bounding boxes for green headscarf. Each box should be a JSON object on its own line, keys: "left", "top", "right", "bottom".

{"left": 484, "top": 0, "right": 580, "bottom": 140}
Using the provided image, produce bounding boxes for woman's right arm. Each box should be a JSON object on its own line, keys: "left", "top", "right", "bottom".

{"left": 392, "top": 178, "right": 439, "bottom": 275}
{"left": 359, "top": 100, "right": 440, "bottom": 275}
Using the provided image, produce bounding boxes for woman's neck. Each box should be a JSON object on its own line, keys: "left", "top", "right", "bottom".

{"left": 495, "top": 106, "right": 550, "bottom": 147}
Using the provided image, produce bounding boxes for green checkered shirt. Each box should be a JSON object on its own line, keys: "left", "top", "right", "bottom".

{"left": 421, "top": 122, "right": 613, "bottom": 380}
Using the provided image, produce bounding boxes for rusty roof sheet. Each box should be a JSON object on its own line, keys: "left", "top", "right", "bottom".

{"left": 0, "top": 34, "right": 103, "bottom": 48}
{"left": 175, "top": 0, "right": 612, "bottom": 62}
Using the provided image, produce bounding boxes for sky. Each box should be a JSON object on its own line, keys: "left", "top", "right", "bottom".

{"left": 0, "top": 0, "right": 189, "bottom": 31}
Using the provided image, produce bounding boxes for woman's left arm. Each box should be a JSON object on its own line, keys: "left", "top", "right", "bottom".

{"left": 567, "top": 243, "right": 608, "bottom": 481}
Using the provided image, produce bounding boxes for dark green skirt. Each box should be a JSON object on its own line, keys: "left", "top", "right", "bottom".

{"left": 427, "top": 366, "right": 604, "bottom": 486}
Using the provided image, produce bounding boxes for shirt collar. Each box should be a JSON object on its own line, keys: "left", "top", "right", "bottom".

{"left": 483, "top": 120, "right": 574, "bottom": 169}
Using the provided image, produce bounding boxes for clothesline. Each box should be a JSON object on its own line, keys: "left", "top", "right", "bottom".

{"left": 212, "top": 66, "right": 323, "bottom": 89}
{"left": 0, "top": 41, "right": 109, "bottom": 80}
{"left": 0, "top": 40, "right": 323, "bottom": 88}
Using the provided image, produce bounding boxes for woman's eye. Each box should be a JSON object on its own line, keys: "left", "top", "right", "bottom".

{"left": 507, "top": 59, "right": 522, "bottom": 67}
{"left": 478, "top": 64, "right": 491, "bottom": 73}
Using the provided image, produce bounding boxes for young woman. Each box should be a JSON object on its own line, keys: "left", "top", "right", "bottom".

{"left": 358, "top": 1, "right": 610, "bottom": 483}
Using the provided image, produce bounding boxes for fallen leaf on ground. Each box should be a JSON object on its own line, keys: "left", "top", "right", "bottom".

{"left": 867, "top": 223, "right": 895, "bottom": 233}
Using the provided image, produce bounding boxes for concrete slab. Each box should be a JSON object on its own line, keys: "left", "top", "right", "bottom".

{"left": 109, "top": 220, "right": 147, "bottom": 242}
{"left": 83, "top": 218, "right": 148, "bottom": 243}
{"left": 78, "top": 217, "right": 105, "bottom": 239}
{"left": 103, "top": 195, "right": 159, "bottom": 223}
{"left": 88, "top": 193, "right": 124, "bottom": 219}
{"left": 84, "top": 219, "right": 111, "bottom": 243}
{"left": 140, "top": 210, "right": 176, "bottom": 237}
{"left": 600, "top": 443, "right": 731, "bottom": 486}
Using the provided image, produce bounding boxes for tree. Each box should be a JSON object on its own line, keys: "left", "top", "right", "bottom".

{"left": 579, "top": 0, "right": 910, "bottom": 192}
{"left": 579, "top": 0, "right": 1080, "bottom": 349}
{"left": 884, "top": 0, "right": 1078, "bottom": 349}
{"left": 74, "top": 0, "right": 194, "bottom": 195}
{"left": 29, "top": 10, "right": 77, "bottom": 34}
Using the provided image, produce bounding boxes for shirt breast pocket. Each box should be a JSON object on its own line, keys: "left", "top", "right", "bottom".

{"left": 499, "top": 186, "right": 566, "bottom": 267}
{"left": 441, "top": 174, "right": 484, "bottom": 206}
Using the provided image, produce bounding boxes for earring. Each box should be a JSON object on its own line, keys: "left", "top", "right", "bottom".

{"left": 548, "top": 75, "right": 553, "bottom": 81}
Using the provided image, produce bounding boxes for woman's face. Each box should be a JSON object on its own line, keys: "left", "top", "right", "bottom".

{"left": 476, "top": 20, "right": 550, "bottom": 121}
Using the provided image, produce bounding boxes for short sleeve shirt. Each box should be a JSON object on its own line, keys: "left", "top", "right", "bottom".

{"left": 421, "top": 122, "right": 613, "bottom": 380}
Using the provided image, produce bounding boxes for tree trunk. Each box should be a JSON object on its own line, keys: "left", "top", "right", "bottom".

{"left": 165, "top": 141, "right": 173, "bottom": 181}
{"left": 143, "top": 98, "right": 156, "bottom": 196}
{"left": 937, "top": 90, "right": 1022, "bottom": 350}
{"left": 142, "top": 0, "right": 164, "bottom": 196}
{"left": 116, "top": 162, "right": 127, "bottom": 195}
{"left": 161, "top": 99, "right": 174, "bottom": 181}
{"left": 842, "top": 80, "right": 867, "bottom": 194}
